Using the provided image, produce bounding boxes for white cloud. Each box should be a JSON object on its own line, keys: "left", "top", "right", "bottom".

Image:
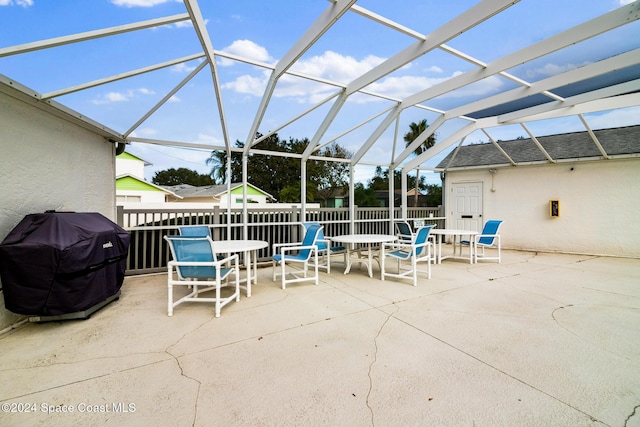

{"left": 619, "top": 0, "right": 634, "bottom": 5}
{"left": 290, "top": 51, "right": 385, "bottom": 84}
{"left": 222, "top": 71, "right": 269, "bottom": 96}
{"left": 586, "top": 106, "right": 640, "bottom": 129}
{"left": 219, "top": 42, "right": 503, "bottom": 105}
{"left": 134, "top": 127, "right": 158, "bottom": 137}
{"left": 110, "top": 0, "right": 179, "bottom": 7}
{"left": 368, "top": 75, "right": 447, "bottom": 99}
{"left": 219, "top": 40, "right": 274, "bottom": 66}
{"left": 525, "top": 61, "right": 590, "bottom": 79}
{"left": 193, "top": 132, "right": 224, "bottom": 145}
{"left": 0, "top": 0, "right": 33, "bottom": 6}
{"left": 91, "top": 88, "right": 155, "bottom": 105}
{"left": 221, "top": 46, "right": 387, "bottom": 102}
{"left": 171, "top": 63, "right": 198, "bottom": 73}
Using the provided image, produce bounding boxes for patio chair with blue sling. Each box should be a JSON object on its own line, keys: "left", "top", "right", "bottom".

{"left": 303, "top": 222, "right": 346, "bottom": 274}
{"left": 381, "top": 224, "right": 435, "bottom": 286}
{"left": 178, "top": 225, "right": 211, "bottom": 237}
{"left": 394, "top": 220, "right": 414, "bottom": 243}
{"left": 164, "top": 236, "right": 239, "bottom": 317}
{"left": 272, "top": 222, "right": 323, "bottom": 289}
{"left": 396, "top": 219, "right": 437, "bottom": 253}
{"left": 461, "top": 220, "right": 503, "bottom": 263}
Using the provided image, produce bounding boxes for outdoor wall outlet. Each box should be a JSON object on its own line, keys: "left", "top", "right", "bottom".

{"left": 550, "top": 200, "right": 560, "bottom": 218}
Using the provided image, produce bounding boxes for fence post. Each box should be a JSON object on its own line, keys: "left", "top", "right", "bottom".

{"left": 213, "top": 205, "right": 220, "bottom": 240}
{"left": 116, "top": 205, "right": 124, "bottom": 227}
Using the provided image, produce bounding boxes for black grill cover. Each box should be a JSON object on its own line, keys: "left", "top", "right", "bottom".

{"left": 0, "top": 212, "right": 130, "bottom": 316}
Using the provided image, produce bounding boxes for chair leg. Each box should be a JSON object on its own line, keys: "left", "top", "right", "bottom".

{"left": 326, "top": 252, "right": 331, "bottom": 274}
{"left": 313, "top": 251, "right": 319, "bottom": 285}
{"left": 412, "top": 257, "right": 417, "bottom": 286}
{"left": 281, "top": 261, "right": 286, "bottom": 289}
{"left": 235, "top": 267, "right": 240, "bottom": 302}
{"left": 215, "top": 281, "right": 221, "bottom": 318}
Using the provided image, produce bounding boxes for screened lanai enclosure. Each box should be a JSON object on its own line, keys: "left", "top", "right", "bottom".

{"left": 1, "top": 0, "right": 639, "bottom": 226}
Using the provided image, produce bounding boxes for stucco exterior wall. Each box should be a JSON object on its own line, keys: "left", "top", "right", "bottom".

{"left": 0, "top": 91, "right": 116, "bottom": 330}
{"left": 443, "top": 159, "right": 640, "bottom": 257}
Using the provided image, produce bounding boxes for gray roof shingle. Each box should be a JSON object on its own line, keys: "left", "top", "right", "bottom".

{"left": 163, "top": 183, "right": 242, "bottom": 198}
{"left": 436, "top": 125, "right": 640, "bottom": 169}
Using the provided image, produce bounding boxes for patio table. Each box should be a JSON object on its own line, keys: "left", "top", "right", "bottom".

{"left": 212, "top": 239, "right": 268, "bottom": 297}
{"left": 330, "top": 234, "right": 396, "bottom": 278}
{"left": 430, "top": 229, "right": 478, "bottom": 264}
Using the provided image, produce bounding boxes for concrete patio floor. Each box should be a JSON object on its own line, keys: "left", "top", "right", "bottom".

{"left": 0, "top": 249, "right": 639, "bottom": 426}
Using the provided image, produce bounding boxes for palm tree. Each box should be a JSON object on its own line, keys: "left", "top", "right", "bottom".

{"left": 206, "top": 149, "right": 228, "bottom": 184}
{"left": 403, "top": 119, "right": 436, "bottom": 206}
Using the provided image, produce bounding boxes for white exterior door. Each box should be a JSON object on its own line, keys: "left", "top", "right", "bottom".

{"left": 451, "top": 182, "right": 483, "bottom": 231}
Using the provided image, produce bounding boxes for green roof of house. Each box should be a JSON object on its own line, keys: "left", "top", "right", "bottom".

{"left": 116, "top": 175, "right": 165, "bottom": 192}
{"left": 117, "top": 151, "right": 151, "bottom": 165}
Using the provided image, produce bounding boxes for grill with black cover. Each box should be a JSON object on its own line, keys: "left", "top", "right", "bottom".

{"left": 0, "top": 212, "right": 130, "bottom": 321}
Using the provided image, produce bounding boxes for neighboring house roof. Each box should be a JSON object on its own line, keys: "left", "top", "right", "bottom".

{"left": 116, "top": 174, "right": 181, "bottom": 197}
{"left": 436, "top": 125, "right": 640, "bottom": 170}
{"left": 117, "top": 151, "right": 152, "bottom": 166}
{"left": 163, "top": 183, "right": 275, "bottom": 200}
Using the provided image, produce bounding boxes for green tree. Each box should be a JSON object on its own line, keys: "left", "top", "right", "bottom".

{"left": 312, "top": 143, "right": 352, "bottom": 207}
{"left": 403, "top": 119, "right": 436, "bottom": 206}
{"left": 367, "top": 166, "right": 422, "bottom": 192}
{"left": 353, "top": 182, "right": 378, "bottom": 207}
{"left": 423, "top": 184, "right": 443, "bottom": 207}
{"left": 207, "top": 134, "right": 350, "bottom": 203}
{"left": 152, "top": 168, "right": 214, "bottom": 186}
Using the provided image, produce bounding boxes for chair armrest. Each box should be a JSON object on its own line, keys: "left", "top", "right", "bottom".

{"left": 280, "top": 244, "right": 318, "bottom": 255}
{"left": 474, "top": 234, "right": 500, "bottom": 244}
{"left": 383, "top": 241, "right": 413, "bottom": 251}
{"left": 169, "top": 253, "right": 239, "bottom": 268}
{"left": 272, "top": 241, "right": 303, "bottom": 253}
{"left": 215, "top": 254, "right": 240, "bottom": 265}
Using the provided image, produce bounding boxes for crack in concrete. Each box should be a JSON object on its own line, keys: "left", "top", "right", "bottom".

{"left": 2, "top": 357, "right": 171, "bottom": 401}
{"left": 165, "top": 349, "right": 200, "bottom": 427}
{"left": 551, "top": 304, "right": 639, "bottom": 364}
{"left": 625, "top": 404, "right": 640, "bottom": 427}
{"left": 163, "top": 317, "right": 217, "bottom": 427}
{"left": 393, "top": 316, "right": 610, "bottom": 426}
{"left": 365, "top": 304, "right": 397, "bottom": 427}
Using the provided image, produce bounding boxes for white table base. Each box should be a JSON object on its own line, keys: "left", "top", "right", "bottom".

{"left": 213, "top": 240, "right": 268, "bottom": 297}
{"left": 330, "top": 235, "right": 397, "bottom": 278}
{"left": 430, "top": 230, "right": 478, "bottom": 264}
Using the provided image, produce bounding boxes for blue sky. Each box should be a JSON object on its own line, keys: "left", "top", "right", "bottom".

{"left": 1, "top": 0, "right": 638, "bottom": 185}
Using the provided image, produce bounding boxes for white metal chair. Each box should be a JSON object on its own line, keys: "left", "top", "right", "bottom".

{"left": 271, "top": 223, "right": 323, "bottom": 289}
{"left": 381, "top": 224, "right": 435, "bottom": 286}
{"left": 461, "top": 220, "right": 503, "bottom": 263}
{"left": 164, "top": 236, "right": 239, "bottom": 317}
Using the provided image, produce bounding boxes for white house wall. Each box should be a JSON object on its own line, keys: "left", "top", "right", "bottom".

{"left": 0, "top": 91, "right": 116, "bottom": 329}
{"left": 116, "top": 157, "right": 145, "bottom": 179}
{"left": 443, "top": 159, "right": 640, "bottom": 258}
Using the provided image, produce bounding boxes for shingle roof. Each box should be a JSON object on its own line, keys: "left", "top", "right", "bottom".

{"left": 163, "top": 183, "right": 242, "bottom": 198}
{"left": 436, "top": 125, "right": 640, "bottom": 170}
